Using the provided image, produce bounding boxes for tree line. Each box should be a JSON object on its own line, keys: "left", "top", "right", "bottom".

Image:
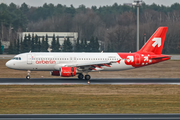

{"left": 7, "top": 34, "right": 99, "bottom": 54}
{"left": 1, "top": 2, "right": 180, "bottom": 54}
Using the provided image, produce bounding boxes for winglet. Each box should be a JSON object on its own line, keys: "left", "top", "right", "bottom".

{"left": 137, "top": 27, "right": 168, "bottom": 55}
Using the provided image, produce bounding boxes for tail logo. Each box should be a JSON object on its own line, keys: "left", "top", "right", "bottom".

{"left": 127, "top": 56, "right": 134, "bottom": 62}
{"left": 152, "top": 38, "right": 161, "bottom": 47}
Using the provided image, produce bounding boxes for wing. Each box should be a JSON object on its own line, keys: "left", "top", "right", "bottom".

{"left": 65, "top": 60, "right": 121, "bottom": 71}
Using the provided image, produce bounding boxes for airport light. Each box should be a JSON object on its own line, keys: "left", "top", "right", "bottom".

{"left": 133, "top": 0, "right": 142, "bottom": 51}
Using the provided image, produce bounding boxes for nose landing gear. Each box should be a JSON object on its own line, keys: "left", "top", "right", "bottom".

{"left": 26, "top": 70, "right": 31, "bottom": 80}
{"left": 26, "top": 75, "right": 30, "bottom": 80}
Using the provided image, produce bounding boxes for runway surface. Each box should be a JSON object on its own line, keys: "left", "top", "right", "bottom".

{"left": 0, "top": 114, "right": 180, "bottom": 120}
{"left": 0, "top": 78, "right": 180, "bottom": 85}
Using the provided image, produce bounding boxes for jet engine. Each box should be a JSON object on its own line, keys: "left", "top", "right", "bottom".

{"left": 50, "top": 67, "right": 76, "bottom": 77}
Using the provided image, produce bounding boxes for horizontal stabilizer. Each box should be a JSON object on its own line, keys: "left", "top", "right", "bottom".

{"left": 150, "top": 55, "right": 171, "bottom": 60}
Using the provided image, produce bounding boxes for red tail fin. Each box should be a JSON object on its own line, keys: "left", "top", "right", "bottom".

{"left": 137, "top": 27, "right": 168, "bottom": 55}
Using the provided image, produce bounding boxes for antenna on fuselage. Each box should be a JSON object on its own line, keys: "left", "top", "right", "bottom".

{"left": 48, "top": 46, "right": 52, "bottom": 52}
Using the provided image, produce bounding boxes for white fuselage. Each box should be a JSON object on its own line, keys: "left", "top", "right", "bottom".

{"left": 6, "top": 52, "right": 134, "bottom": 72}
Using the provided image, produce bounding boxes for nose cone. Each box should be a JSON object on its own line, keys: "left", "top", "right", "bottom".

{"left": 6, "top": 61, "right": 12, "bottom": 69}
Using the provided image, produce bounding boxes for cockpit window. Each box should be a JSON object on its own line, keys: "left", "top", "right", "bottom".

{"left": 12, "top": 57, "right": 21, "bottom": 60}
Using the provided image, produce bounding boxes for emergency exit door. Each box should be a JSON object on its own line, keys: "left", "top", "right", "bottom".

{"left": 27, "top": 54, "right": 32, "bottom": 64}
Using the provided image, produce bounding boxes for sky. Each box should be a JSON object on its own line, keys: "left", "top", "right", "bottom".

{"left": 1, "top": 0, "right": 179, "bottom": 7}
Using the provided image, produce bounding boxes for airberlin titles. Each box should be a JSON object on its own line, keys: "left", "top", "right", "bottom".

{"left": 35, "top": 60, "right": 56, "bottom": 64}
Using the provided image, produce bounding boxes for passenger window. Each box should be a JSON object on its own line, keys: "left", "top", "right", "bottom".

{"left": 19, "top": 57, "right": 21, "bottom": 60}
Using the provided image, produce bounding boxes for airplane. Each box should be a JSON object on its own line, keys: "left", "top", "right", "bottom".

{"left": 6, "top": 27, "right": 171, "bottom": 81}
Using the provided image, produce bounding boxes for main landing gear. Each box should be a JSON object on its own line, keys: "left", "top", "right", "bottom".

{"left": 26, "top": 70, "right": 31, "bottom": 80}
{"left": 78, "top": 73, "right": 91, "bottom": 80}
{"left": 78, "top": 73, "right": 91, "bottom": 84}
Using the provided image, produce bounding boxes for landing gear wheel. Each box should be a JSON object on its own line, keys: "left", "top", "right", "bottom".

{"left": 26, "top": 75, "right": 30, "bottom": 80}
{"left": 85, "top": 75, "right": 91, "bottom": 80}
{"left": 78, "top": 74, "right": 84, "bottom": 80}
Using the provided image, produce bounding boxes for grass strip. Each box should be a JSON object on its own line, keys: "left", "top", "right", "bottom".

{"left": 0, "top": 85, "right": 180, "bottom": 114}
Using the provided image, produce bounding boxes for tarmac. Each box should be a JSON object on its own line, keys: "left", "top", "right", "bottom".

{"left": 0, "top": 78, "right": 180, "bottom": 85}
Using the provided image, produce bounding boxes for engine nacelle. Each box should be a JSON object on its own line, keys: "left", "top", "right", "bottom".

{"left": 60, "top": 67, "right": 76, "bottom": 77}
{"left": 50, "top": 67, "right": 76, "bottom": 77}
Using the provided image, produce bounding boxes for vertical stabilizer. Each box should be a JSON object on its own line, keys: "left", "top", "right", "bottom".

{"left": 137, "top": 27, "right": 168, "bottom": 55}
